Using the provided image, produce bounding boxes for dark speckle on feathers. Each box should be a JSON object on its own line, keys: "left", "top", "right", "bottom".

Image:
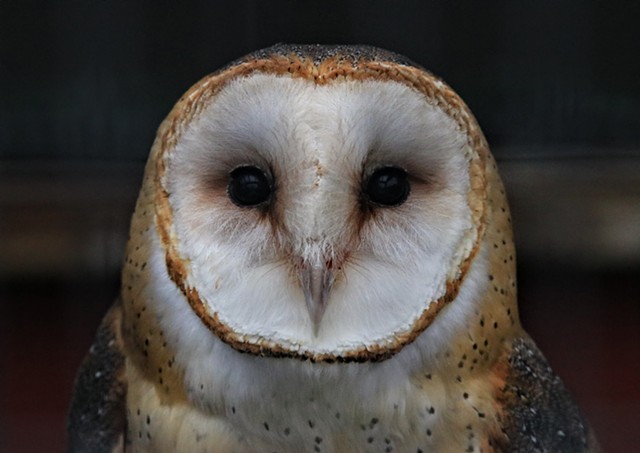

{"left": 67, "top": 301, "right": 126, "bottom": 452}
{"left": 497, "top": 336, "right": 599, "bottom": 452}
{"left": 244, "top": 43, "right": 418, "bottom": 69}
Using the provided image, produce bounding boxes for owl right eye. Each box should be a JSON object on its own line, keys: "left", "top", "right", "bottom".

{"left": 364, "top": 166, "right": 411, "bottom": 207}
{"left": 227, "top": 166, "right": 272, "bottom": 207}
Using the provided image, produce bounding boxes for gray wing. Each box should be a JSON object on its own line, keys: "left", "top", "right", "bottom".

{"left": 67, "top": 300, "right": 127, "bottom": 453}
{"left": 495, "top": 335, "right": 601, "bottom": 452}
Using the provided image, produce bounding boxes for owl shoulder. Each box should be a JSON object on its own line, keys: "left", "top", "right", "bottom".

{"left": 492, "top": 335, "right": 601, "bottom": 452}
{"left": 67, "top": 300, "right": 127, "bottom": 453}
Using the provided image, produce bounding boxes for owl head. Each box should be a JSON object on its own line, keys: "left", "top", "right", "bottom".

{"left": 131, "top": 45, "right": 511, "bottom": 364}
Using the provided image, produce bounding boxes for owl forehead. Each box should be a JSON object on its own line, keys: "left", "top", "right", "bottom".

{"left": 177, "top": 73, "right": 468, "bottom": 179}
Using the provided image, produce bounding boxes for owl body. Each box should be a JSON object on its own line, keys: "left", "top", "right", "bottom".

{"left": 68, "top": 45, "right": 599, "bottom": 452}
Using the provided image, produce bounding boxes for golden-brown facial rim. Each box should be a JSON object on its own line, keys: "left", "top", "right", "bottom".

{"left": 153, "top": 49, "right": 488, "bottom": 363}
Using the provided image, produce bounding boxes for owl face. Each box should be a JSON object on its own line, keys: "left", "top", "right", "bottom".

{"left": 154, "top": 48, "right": 486, "bottom": 362}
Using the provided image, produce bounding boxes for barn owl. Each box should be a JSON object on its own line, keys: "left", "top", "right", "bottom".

{"left": 68, "top": 44, "right": 600, "bottom": 453}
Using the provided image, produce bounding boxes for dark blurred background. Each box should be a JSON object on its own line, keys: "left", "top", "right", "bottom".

{"left": 1, "top": 1, "right": 639, "bottom": 452}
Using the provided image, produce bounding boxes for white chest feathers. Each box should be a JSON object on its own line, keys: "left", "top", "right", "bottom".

{"left": 126, "top": 357, "right": 497, "bottom": 453}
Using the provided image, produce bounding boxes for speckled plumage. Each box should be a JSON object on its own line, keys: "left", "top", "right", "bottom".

{"left": 68, "top": 44, "right": 599, "bottom": 452}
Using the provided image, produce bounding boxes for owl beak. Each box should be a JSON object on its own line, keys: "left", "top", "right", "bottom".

{"left": 300, "top": 264, "right": 335, "bottom": 336}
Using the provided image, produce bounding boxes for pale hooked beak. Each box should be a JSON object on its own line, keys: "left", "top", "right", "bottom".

{"left": 300, "top": 264, "right": 335, "bottom": 336}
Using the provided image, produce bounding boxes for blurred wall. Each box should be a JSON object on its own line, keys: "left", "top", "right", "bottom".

{"left": 2, "top": 1, "right": 640, "bottom": 162}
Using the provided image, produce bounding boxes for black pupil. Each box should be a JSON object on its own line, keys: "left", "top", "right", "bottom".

{"left": 228, "top": 166, "right": 271, "bottom": 206}
{"left": 366, "top": 167, "right": 410, "bottom": 206}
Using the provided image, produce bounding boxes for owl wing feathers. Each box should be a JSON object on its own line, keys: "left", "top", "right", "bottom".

{"left": 495, "top": 335, "right": 601, "bottom": 452}
{"left": 67, "top": 300, "right": 127, "bottom": 453}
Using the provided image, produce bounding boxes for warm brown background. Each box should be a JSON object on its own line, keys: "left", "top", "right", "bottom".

{"left": 1, "top": 2, "right": 639, "bottom": 452}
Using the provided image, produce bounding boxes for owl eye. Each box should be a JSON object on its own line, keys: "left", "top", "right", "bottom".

{"left": 365, "top": 167, "right": 410, "bottom": 206}
{"left": 227, "top": 166, "right": 272, "bottom": 207}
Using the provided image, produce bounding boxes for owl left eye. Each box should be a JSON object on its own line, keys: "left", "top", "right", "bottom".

{"left": 227, "top": 166, "right": 272, "bottom": 207}
{"left": 364, "top": 167, "right": 411, "bottom": 207}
